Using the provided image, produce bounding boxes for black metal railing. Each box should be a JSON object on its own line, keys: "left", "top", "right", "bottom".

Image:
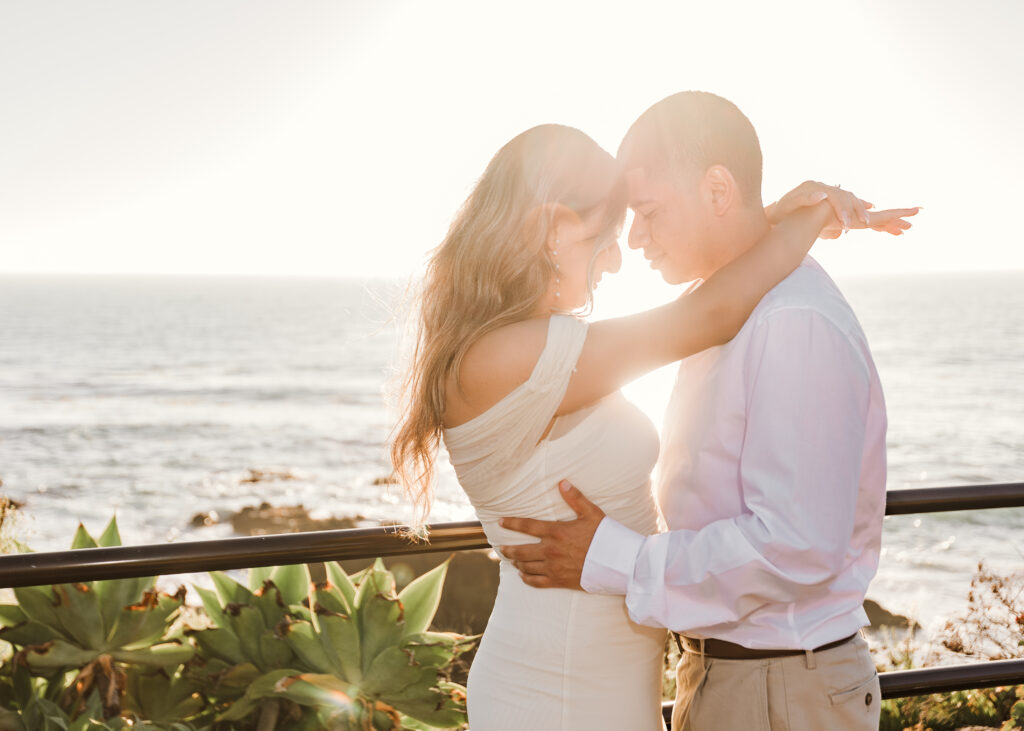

{"left": 2, "top": 482, "right": 1023, "bottom": 717}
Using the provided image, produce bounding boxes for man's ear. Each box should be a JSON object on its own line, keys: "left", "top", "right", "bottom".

{"left": 525, "top": 202, "right": 582, "bottom": 252}
{"left": 704, "top": 165, "right": 738, "bottom": 216}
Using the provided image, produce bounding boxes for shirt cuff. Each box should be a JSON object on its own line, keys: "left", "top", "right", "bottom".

{"left": 580, "top": 516, "right": 645, "bottom": 595}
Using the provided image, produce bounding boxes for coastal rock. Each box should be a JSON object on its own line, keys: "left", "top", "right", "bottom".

{"left": 189, "top": 503, "right": 368, "bottom": 536}
{"left": 864, "top": 598, "right": 920, "bottom": 631}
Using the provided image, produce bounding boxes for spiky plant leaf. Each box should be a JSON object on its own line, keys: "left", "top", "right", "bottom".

{"left": 11, "top": 587, "right": 69, "bottom": 643}
{"left": 359, "top": 646, "right": 428, "bottom": 698}
{"left": 325, "top": 562, "right": 357, "bottom": 611}
{"left": 52, "top": 583, "right": 104, "bottom": 649}
{"left": 105, "top": 592, "right": 184, "bottom": 651}
{"left": 279, "top": 617, "right": 332, "bottom": 672}
{"left": 111, "top": 641, "right": 195, "bottom": 668}
{"left": 270, "top": 563, "right": 309, "bottom": 607}
{"left": 97, "top": 516, "right": 121, "bottom": 548}
{"left": 0, "top": 605, "right": 27, "bottom": 627}
{"left": 247, "top": 566, "right": 273, "bottom": 592}
{"left": 0, "top": 620, "right": 60, "bottom": 647}
{"left": 357, "top": 571, "right": 404, "bottom": 674}
{"left": 228, "top": 605, "right": 270, "bottom": 669}
{"left": 191, "top": 585, "right": 226, "bottom": 629}
{"left": 123, "top": 669, "right": 204, "bottom": 724}
{"left": 70, "top": 524, "right": 98, "bottom": 550}
{"left": 311, "top": 610, "right": 361, "bottom": 683}
{"left": 188, "top": 626, "right": 245, "bottom": 666}
{"left": 209, "top": 572, "right": 252, "bottom": 607}
{"left": 20, "top": 639, "right": 98, "bottom": 670}
{"left": 252, "top": 581, "right": 290, "bottom": 629}
{"left": 385, "top": 681, "right": 467, "bottom": 728}
{"left": 396, "top": 559, "right": 449, "bottom": 636}
{"left": 215, "top": 669, "right": 295, "bottom": 722}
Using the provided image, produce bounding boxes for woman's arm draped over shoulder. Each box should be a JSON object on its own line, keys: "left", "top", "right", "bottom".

{"left": 557, "top": 202, "right": 832, "bottom": 415}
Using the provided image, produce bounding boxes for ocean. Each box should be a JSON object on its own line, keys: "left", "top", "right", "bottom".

{"left": 1, "top": 272, "right": 1022, "bottom": 635}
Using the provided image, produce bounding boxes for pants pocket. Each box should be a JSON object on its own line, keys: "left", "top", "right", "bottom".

{"left": 828, "top": 670, "right": 879, "bottom": 709}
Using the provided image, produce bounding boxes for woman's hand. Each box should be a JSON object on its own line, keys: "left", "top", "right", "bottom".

{"left": 766, "top": 180, "right": 920, "bottom": 239}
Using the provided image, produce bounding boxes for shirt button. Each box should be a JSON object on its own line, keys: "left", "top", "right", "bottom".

{"left": 865, "top": 692, "right": 873, "bottom": 706}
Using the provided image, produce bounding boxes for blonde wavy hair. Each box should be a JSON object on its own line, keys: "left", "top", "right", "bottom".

{"left": 390, "top": 124, "right": 626, "bottom": 524}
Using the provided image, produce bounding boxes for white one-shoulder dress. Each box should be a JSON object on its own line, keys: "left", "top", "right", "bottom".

{"left": 443, "top": 315, "right": 667, "bottom": 730}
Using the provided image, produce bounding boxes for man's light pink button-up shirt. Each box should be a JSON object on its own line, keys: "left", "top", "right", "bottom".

{"left": 581, "top": 257, "right": 887, "bottom": 650}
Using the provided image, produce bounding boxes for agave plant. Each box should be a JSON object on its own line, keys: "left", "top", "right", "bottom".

{"left": 184, "top": 561, "right": 313, "bottom": 726}
{"left": 224, "top": 557, "right": 475, "bottom": 730}
{"left": 0, "top": 517, "right": 193, "bottom": 719}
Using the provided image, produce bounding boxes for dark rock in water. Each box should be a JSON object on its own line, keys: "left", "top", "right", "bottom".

{"left": 239, "top": 467, "right": 301, "bottom": 484}
{"left": 372, "top": 475, "right": 398, "bottom": 486}
{"left": 189, "top": 511, "right": 218, "bottom": 528}
{"left": 189, "top": 503, "right": 369, "bottom": 536}
{"left": 864, "top": 599, "right": 919, "bottom": 630}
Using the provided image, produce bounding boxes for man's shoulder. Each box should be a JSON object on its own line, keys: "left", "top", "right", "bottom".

{"left": 751, "top": 257, "right": 861, "bottom": 337}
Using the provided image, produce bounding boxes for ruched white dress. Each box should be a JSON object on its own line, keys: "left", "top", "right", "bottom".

{"left": 443, "top": 315, "right": 667, "bottom": 730}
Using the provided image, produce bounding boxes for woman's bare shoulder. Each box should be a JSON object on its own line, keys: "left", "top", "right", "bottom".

{"left": 444, "top": 317, "right": 550, "bottom": 428}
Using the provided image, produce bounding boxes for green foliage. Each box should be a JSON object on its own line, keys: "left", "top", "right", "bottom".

{"left": 880, "top": 684, "right": 1024, "bottom": 731}
{"left": 222, "top": 557, "right": 473, "bottom": 730}
{"left": 0, "top": 517, "right": 192, "bottom": 720}
{"left": 0, "top": 518, "right": 473, "bottom": 729}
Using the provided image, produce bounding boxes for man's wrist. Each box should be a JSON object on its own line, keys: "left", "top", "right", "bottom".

{"left": 579, "top": 516, "right": 645, "bottom": 595}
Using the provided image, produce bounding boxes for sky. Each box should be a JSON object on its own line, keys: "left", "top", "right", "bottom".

{"left": 2, "top": 0, "right": 1023, "bottom": 288}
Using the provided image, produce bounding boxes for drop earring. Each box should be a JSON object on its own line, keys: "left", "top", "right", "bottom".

{"left": 553, "top": 239, "right": 560, "bottom": 298}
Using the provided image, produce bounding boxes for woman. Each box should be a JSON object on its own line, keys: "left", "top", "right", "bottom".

{"left": 390, "top": 124, "right": 910, "bottom": 729}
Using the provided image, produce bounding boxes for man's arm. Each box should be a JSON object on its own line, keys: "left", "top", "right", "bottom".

{"left": 503, "top": 307, "right": 872, "bottom": 633}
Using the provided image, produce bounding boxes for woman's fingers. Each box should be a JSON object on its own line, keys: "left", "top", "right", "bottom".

{"left": 824, "top": 190, "right": 851, "bottom": 232}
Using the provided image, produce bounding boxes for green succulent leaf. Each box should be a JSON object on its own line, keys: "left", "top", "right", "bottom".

{"left": 215, "top": 669, "right": 295, "bottom": 721}
{"left": 257, "top": 629, "right": 294, "bottom": 670}
{"left": 357, "top": 570, "right": 405, "bottom": 674}
{"left": 275, "top": 673, "right": 354, "bottom": 709}
{"left": 0, "top": 604, "right": 27, "bottom": 627}
{"left": 312, "top": 610, "right": 361, "bottom": 683}
{"left": 209, "top": 571, "right": 252, "bottom": 607}
{"left": 53, "top": 584, "right": 105, "bottom": 649}
{"left": 325, "top": 562, "right": 357, "bottom": 610}
{"left": 11, "top": 587, "right": 69, "bottom": 642}
{"left": 397, "top": 559, "right": 449, "bottom": 636}
{"left": 247, "top": 566, "right": 273, "bottom": 592}
{"left": 94, "top": 576, "right": 156, "bottom": 637}
{"left": 111, "top": 641, "right": 195, "bottom": 668}
{"left": 252, "top": 582, "right": 289, "bottom": 629}
{"left": 21, "top": 639, "right": 98, "bottom": 670}
{"left": 192, "top": 585, "right": 227, "bottom": 629}
{"left": 0, "top": 619, "right": 62, "bottom": 647}
{"left": 279, "top": 618, "right": 332, "bottom": 672}
{"left": 385, "top": 681, "right": 467, "bottom": 728}
{"left": 123, "top": 669, "right": 204, "bottom": 724}
{"left": 188, "top": 626, "right": 245, "bottom": 666}
{"left": 70, "top": 524, "right": 98, "bottom": 550}
{"left": 270, "top": 563, "right": 309, "bottom": 607}
{"left": 228, "top": 605, "right": 271, "bottom": 668}
{"left": 105, "top": 592, "right": 183, "bottom": 651}
{"left": 97, "top": 516, "right": 122, "bottom": 548}
{"left": 359, "top": 646, "right": 427, "bottom": 698}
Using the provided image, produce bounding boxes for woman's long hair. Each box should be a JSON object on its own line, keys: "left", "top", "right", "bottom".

{"left": 390, "top": 124, "right": 626, "bottom": 523}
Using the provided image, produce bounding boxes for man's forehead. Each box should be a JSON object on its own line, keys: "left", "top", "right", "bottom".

{"left": 625, "top": 166, "right": 657, "bottom": 206}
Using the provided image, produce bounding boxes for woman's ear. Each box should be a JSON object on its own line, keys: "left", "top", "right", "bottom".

{"left": 704, "top": 165, "right": 738, "bottom": 216}
{"left": 525, "top": 203, "right": 582, "bottom": 252}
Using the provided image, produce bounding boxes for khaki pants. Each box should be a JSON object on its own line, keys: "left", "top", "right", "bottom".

{"left": 672, "top": 633, "right": 880, "bottom": 731}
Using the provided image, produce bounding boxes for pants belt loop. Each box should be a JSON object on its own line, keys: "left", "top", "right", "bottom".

{"left": 804, "top": 648, "right": 816, "bottom": 670}
{"left": 698, "top": 637, "right": 708, "bottom": 671}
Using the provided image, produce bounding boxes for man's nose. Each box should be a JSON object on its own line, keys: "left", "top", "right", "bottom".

{"left": 627, "top": 216, "right": 647, "bottom": 249}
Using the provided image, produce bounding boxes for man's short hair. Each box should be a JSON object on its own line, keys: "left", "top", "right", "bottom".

{"left": 618, "top": 91, "right": 763, "bottom": 206}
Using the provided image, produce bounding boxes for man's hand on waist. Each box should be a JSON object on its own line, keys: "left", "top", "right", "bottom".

{"left": 498, "top": 480, "right": 604, "bottom": 590}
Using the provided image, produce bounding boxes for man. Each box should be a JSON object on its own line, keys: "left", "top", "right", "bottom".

{"left": 501, "top": 91, "right": 907, "bottom": 729}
